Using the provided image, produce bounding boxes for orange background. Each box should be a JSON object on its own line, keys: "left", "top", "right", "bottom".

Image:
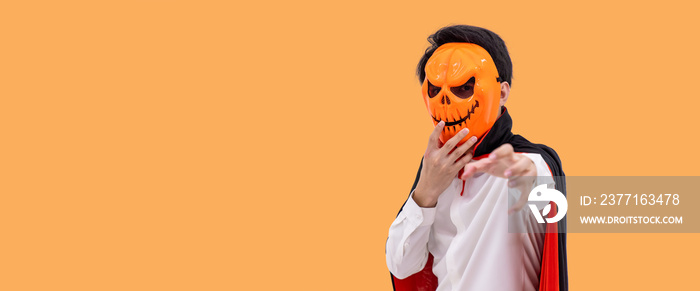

{"left": 2, "top": 1, "right": 699, "bottom": 290}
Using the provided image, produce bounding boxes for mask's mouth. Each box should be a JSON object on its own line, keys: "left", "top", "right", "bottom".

{"left": 431, "top": 100, "right": 479, "bottom": 127}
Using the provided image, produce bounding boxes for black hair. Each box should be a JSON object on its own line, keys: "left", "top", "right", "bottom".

{"left": 417, "top": 25, "right": 513, "bottom": 87}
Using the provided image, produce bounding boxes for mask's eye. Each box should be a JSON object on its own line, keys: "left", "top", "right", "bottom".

{"left": 427, "top": 81, "right": 441, "bottom": 98}
{"left": 450, "top": 77, "right": 475, "bottom": 99}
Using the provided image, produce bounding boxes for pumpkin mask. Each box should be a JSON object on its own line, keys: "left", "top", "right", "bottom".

{"left": 422, "top": 43, "right": 502, "bottom": 145}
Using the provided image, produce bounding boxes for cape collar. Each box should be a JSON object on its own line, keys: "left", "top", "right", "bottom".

{"left": 473, "top": 106, "right": 514, "bottom": 158}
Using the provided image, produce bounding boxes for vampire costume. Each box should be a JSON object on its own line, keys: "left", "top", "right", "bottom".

{"left": 387, "top": 42, "right": 566, "bottom": 291}
{"left": 387, "top": 108, "right": 568, "bottom": 291}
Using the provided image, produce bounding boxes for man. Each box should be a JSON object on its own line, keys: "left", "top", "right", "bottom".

{"left": 386, "top": 25, "right": 568, "bottom": 291}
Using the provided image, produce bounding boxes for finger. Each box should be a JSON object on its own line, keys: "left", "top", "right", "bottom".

{"left": 453, "top": 151, "right": 474, "bottom": 170}
{"left": 507, "top": 157, "right": 538, "bottom": 192}
{"left": 460, "top": 158, "right": 492, "bottom": 180}
{"left": 507, "top": 175, "right": 532, "bottom": 188}
{"left": 447, "top": 135, "right": 478, "bottom": 164}
{"left": 439, "top": 127, "right": 470, "bottom": 157}
{"left": 508, "top": 180, "right": 533, "bottom": 214}
{"left": 488, "top": 143, "right": 514, "bottom": 161}
{"left": 508, "top": 193, "right": 529, "bottom": 214}
{"left": 504, "top": 156, "right": 533, "bottom": 178}
{"left": 427, "top": 121, "right": 445, "bottom": 150}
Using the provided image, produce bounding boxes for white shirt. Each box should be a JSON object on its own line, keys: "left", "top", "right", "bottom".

{"left": 386, "top": 153, "right": 555, "bottom": 291}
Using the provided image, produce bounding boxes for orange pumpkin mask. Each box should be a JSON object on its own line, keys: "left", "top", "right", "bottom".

{"left": 422, "top": 43, "right": 502, "bottom": 145}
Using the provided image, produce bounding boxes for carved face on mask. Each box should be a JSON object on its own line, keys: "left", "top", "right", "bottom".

{"left": 422, "top": 43, "right": 502, "bottom": 145}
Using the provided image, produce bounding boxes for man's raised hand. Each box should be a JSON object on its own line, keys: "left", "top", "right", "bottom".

{"left": 460, "top": 143, "right": 537, "bottom": 213}
{"left": 413, "top": 121, "right": 478, "bottom": 208}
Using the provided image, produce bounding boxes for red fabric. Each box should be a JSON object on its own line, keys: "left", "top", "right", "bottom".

{"left": 392, "top": 254, "right": 438, "bottom": 291}
{"left": 538, "top": 201, "right": 559, "bottom": 291}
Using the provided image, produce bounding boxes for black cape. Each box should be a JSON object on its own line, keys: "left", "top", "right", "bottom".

{"left": 390, "top": 107, "right": 568, "bottom": 291}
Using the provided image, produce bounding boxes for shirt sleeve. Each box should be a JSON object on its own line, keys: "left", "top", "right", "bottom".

{"left": 520, "top": 153, "right": 555, "bottom": 187}
{"left": 519, "top": 153, "right": 556, "bottom": 210}
{"left": 385, "top": 189, "right": 436, "bottom": 279}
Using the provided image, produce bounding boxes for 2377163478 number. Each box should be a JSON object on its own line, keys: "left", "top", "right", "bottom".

{"left": 600, "top": 193, "right": 679, "bottom": 206}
